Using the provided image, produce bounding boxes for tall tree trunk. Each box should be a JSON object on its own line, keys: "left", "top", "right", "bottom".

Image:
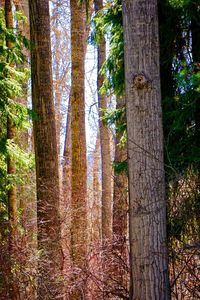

{"left": 92, "top": 132, "right": 101, "bottom": 243}
{"left": 70, "top": 0, "right": 87, "bottom": 298}
{"left": 54, "top": 16, "right": 61, "bottom": 158}
{"left": 113, "top": 96, "right": 128, "bottom": 242}
{"left": 112, "top": 95, "right": 128, "bottom": 293}
{"left": 94, "top": 0, "right": 112, "bottom": 242}
{"left": 62, "top": 100, "right": 71, "bottom": 280}
{"left": 122, "top": 0, "right": 170, "bottom": 299}
{"left": 87, "top": 133, "right": 102, "bottom": 299}
{"left": 5, "top": 1, "right": 18, "bottom": 298}
{"left": 29, "top": 1, "right": 63, "bottom": 299}
{"left": 55, "top": 62, "right": 61, "bottom": 159}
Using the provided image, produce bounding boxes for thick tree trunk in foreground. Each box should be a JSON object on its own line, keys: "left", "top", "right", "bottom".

{"left": 70, "top": 0, "right": 87, "bottom": 298}
{"left": 29, "top": 1, "right": 63, "bottom": 299}
{"left": 122, "top": 0, "right": 170, "bottom": 299}
{"left": 94, "top": 0, "right": 112, "bottom": 242}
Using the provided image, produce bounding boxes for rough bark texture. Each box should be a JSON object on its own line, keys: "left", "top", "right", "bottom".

{"left": 70, "top": 0, "right": 87, "bottom": 298}
{"left": 112, "top": 96, "right": 128, "bottom": 291}
{"left": 122, "top": 1, "right": 170, "bottom": 299}
{"left": 94, "top": 0, "right": 112, "bottom": 242}
{"left": 29, "top": 1, "right": 63, "bottom": 299}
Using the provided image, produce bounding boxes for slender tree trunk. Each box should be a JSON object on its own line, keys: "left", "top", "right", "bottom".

{"left": 122, "top": 0, "right": 170, "bottom": 299}
{"left": 87, "top": 133, "right": 102, "bottom": 299}
{"left": 5, "top": 1, "right": 18, "bottom": 298}
{"left": 94, "top": 0, "right": 112, "bottom": 242}
{"left": 113, "top": 96, "right": 128, "bottom": 242}
{"left": 54, "top": 19, "right": 62, "bottom": 158}
{"left": 29, "top": 1, "right": 63, "bottom": 299}
{"left": 55, "top": 67, "right": 61, "bottom": 159}
{"left": 70, "top": 0, "right": 87, "bottom": 298}
{"left": 112, "top": 96, "right": 128, "bottom": 292}
{"left": 92, "top": 133, "right": 101, "bottom": 243}
{"left": 63, "top": 100, "right": 72, "bottom": 225}
{"left": 62, "top": 100, "right": 72, "bottom": 280}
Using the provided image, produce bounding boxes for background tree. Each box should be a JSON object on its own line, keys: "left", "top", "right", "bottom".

{"left": 94, "top": 0, "right": 112, "bottom": 243}
{"left": 29, "top": 0, "right": 63, "bottom": 298}
{"left": 51, "top": 1, "right": 72, "bottom": 284}
{"left": 70, "top": 0, "right": 87, "bottom": 298}
{"left": 91, "top": 1, "right": 129, "bottom": 296}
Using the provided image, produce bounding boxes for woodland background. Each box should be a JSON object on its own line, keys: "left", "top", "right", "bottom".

{"left": 0, "top": 0, "right": 200, "bottom": 299}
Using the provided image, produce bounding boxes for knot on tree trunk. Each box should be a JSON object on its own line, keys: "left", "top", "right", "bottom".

{"left": 132, "top": 73, "right": 152, "bottom": 90}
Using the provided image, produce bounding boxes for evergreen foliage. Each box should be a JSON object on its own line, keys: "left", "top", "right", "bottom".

{"left": 92, "top": 0, "right": 200, "bottom": 244}
{"left": 90, "top": 0, "right": 124, "bottom": 96}
{"left": 159, "top": 0, "right": 200, "bottom": 244}
{"left": 0, "top": 8, "right": 32, "bottom": 210}
{"left": 90, "top": 0, "right": 127, "bottom": 174}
